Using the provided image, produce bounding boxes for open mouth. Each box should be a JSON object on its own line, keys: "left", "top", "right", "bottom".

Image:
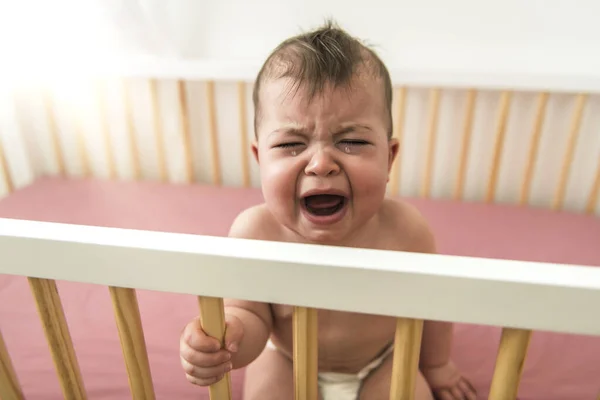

{"left": 303, "top": 194, "right": 347, "bottom": 217}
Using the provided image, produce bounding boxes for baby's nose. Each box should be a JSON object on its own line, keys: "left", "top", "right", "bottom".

{"left": 304, "top": 149, "right": 340, "bottom": 176}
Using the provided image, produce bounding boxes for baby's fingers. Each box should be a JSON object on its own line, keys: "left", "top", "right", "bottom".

{"left": 182, "top": 317, "right": 221, "bottom": 353}
{"left": 180, "top": 341, "right": 231, "bottom": 368}
{"left": 458, "top": 378, "right": 477, "bottom": 400}
{"left": 181, "top": 356, "right": 232, "bottom": 380}
{"left": 186, "top": 373, "right": 226, "bottom": 387}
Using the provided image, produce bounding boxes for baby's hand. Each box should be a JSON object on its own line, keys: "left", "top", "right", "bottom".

{"left": 421, "top": 360, "right": 477, "bottom": 400}
{"left": 179, "top": 314, "right": 244, "bottom": 386}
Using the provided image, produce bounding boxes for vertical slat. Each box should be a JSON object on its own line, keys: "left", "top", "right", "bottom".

{"left": 122, "top": 79, "right": 141, "bottom": 180}
{"left": 553, "top": 93, "right": 588, "bottom": 210}
{"left": 586, "top": 160, "right": 600, "bottom": 214}
{"left": 453, "top": 89, "right": 477, "bottom": 200}
{"left": 520, "top": 92, "right": 549, "bottom": 205}
{"left": 177, "top": 80, "right": 195, "bottom": 183}
{"left": 96, "top": 79, "right": 117, "bottom": 179}
{"left": 0, "top": 329, "right": 24, "bottom": 400}
{"left": 28, "top": 277, "right": 86, "bottom": 399}
{"left": 237, "top": 81, "right": 251, "bottom": 188}
{"left": 485, "top": 91, "right": 512, "bottom": 203}
{"left": 109, "top": 287, "right": 155, "bottom": 399}
{"left": 0, "top": 133, "right": 14, "bottom": 192}
{"left": 420, "top": 88, "right": 441, "bottom": 198}
{"left": 198, "top": 296, "right": 232, "bottom": 400}
{"left": 75, "top": 117, "right": 91, "bottom": 178}
{"left": 488, "top": 328, "right": 532, "bottom": 400}
{"left": 206, "top": 81, "right": 222, "bottom": 186}
{"left": 389, "top": 87, "right": 407, "bottom": 196}
{"left": 149, "top": 79, "right": 168, "bottom": 182}
{"left": 389, "top": 318, "right": 424, "bottom": 400}
{"left": 293, "top": 307, "right": 319, "bottom": 400}
{"left": 43, "top": 90, "right": 66, "bottom": 175}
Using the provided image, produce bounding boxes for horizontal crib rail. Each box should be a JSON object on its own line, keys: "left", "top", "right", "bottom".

{"left": 1, "top": 218, "right": 599, "bottom": 399}
{"left": 1, "top": 217, "right": 599, "bottom": 337}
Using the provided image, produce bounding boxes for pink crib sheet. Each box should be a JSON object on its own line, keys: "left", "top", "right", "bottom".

{"left": 0, "top": 176, "right": 599, "bottom": 400}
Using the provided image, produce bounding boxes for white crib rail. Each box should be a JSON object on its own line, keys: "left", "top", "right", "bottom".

{"left": 1, "top": 217, "right": 599, "bottom": 335}
{"left": 1, "top": 217, "right": 599, "bottom": 400}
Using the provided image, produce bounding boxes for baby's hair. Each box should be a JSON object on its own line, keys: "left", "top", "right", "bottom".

{"left": 252, "top": 19, "right": 393, "bottom": 137}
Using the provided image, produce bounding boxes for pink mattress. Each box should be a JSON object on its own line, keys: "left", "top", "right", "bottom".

{"left": 0, "top": 176, "right": 599, "bottom": 400}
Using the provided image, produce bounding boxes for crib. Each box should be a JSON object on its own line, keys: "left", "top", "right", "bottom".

{"left": 0, "top": 61, "right": 599, "bottom": 400}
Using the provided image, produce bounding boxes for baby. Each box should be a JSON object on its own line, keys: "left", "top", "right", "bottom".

{"left": 179, "top": 20, "right": 476, "bottom": 400}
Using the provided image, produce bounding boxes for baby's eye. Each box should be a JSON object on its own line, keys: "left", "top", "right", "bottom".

{"left": 339, "top": 139, "right": 369, "bottom": 146}
{"left": 276, "top": 142, "right": 303, "bottom": 148}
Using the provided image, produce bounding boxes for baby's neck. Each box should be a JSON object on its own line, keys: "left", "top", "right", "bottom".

{"left": 284, "top": 213, "right": 384, "bottom": 249}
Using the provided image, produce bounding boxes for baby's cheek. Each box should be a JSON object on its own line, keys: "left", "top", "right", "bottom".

{"left": 350, "top": 166, "right": 388, "bottom": 194}
{"left": 261, "top": 164, "right": 297, "bottom": 202}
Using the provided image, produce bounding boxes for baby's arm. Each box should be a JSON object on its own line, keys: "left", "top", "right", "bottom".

{"left": 404, "top": 206, "right": 476, "bottom": 398}
{"left": 223, "top": 299, "right": 272, "bottom": 369}
{"left": 224, "top": 206, "right": 275, "bottom": 369}
{"left": 407, "top": 219, "right": 453, "bottom": 369}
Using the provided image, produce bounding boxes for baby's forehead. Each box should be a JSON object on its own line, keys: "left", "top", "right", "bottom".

{"left": 261, "top": 76, "right": 384, "bottom": 111}
{"left": 257, "top": 78, "right": 388, "bottom": 138}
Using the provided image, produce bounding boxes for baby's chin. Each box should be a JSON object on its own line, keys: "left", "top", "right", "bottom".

{"left": 282, "top": 217, "right": 357, "bottom": 246}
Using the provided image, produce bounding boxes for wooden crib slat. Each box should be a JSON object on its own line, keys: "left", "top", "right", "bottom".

{"left": 485, "top": 91, "right": 512, "bottom": 203}
{"left": 28, "top": 277, "right": 86, "bottom": 399}
{"left": 0, "top": 329, "right": 24, "bottom": 400}
{"left": 520, "top": 92, "right": 549, "bottom": 205}
{"left": 43, "top": 90, "right": 66, "bottom": 175}
{"left": 149, "top": 79, "right": 168, "bottom": 182}
{"left": 421, "top": 88, "right": 441, "bottom": 198}
{"left": 293, "top": 306, "right": 319, "bottom": 400}
{"left": 177, "top": 80, "right": 195, "bottom": 183}
{"left": 109, "top": 287, "right": 156, "bottom": 399}
{"left": 75, "top": 116, "right": 91, "bottom": 178}
{"left": 198, "top": 296, "right": 232, "bottom": 400}
{"left": 237, "top": 81, "right": 251, "bottom": 188}
{"left": 586, "top": 160, "right": 600, "bottom": 214}
{"left": 95, "top": 79, "right": 117, "bottom": 179}
{"left": 206, "top": 81, "right": 222, "bottom": 186}
{"left": 553, "top": 93, "right": 588, "bottom": 211}
{"left": 0, "top": 134, "right": 13, "bottom": 193}
{"left": 488, "top": 328, "right": 532, "bottom": 400}
{"left": 390, "top": 87, "right": 407, "bottom": 196}
{"left": 389, "top": 318, "right": 424, "bottom": 400}
{"left": 122, "top": 79, "right": 142, "bottom": 180}
{"left": 453, "top": 89, "right": 477, "bottom": 200}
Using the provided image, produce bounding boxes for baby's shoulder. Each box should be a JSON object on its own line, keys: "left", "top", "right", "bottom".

{"left": 228, "top": 203, "right": 281, "bottom": 241}
{"left": 380, "top": 198, "right": 436, "bottom": 254}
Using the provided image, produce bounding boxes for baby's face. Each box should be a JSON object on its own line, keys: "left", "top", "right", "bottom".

{"left": 252, "top": 77, "right": 398, "bottom": 244}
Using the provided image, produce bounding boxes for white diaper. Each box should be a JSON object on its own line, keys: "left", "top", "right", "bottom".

{"left": 266, "top": 339, "right": 394, "bottom": 400}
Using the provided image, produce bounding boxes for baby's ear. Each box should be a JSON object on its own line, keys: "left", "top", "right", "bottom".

{"left": 251, "top": 141, "right": 259, "bottom": 164}
{"left": 387, "top": 138, "right": 399, "bottom": 173}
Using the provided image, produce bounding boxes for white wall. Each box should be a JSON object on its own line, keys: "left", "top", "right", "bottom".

{"left": 1, "top": 0, "right": 600, "bottom": 78}
{"left": 133, "top": 0, "right": 600, "bottom": 77}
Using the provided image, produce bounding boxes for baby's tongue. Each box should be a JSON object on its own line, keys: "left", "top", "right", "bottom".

{"left": 305, "top": 194, "right": 342, "bottom": 209}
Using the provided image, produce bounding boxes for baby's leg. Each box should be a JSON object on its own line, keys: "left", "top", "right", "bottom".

{"left": 243, "top": 346, "right": 301, "bottom": 400}
{"left": 358, "top": 354, "right": 434, "bottom": 400}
